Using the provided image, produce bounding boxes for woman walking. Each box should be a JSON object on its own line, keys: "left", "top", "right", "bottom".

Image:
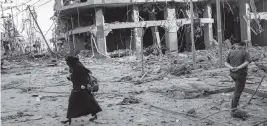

{"left": 61, "top": 56, "right": 102, "bottom": 125}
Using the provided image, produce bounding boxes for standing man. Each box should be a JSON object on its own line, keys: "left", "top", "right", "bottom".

{"left": 224, "top": 41, "right": 251, "bottom": 117}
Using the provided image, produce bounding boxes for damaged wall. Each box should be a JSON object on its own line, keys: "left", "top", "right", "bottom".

{"left": 55, "top": 1, "right": 215, "bottom": 56}
{"left": 74, "top": 34, "right": 86, "bottom": 54}
{"left": 251, "top": 0, "right": 267, "bottom": 46}
{"left": 106, "top": 29, "right": 131, "bottom": 52}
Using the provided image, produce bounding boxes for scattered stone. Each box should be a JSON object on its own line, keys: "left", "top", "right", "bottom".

{"left": 58, "top": 70, "right": 68, "bottom": 74}
{"left": 109, "top": 49, "right": 131, "bottom": 58}
{"left": 186, "top": 108, "right": 197, "bottom": 116}
{"left": 246, "top": 81, "right": 255, "bottom": 84}
{"left": 214, "top": 99, "right": 226, "bottom": 105}
{"left": 130, "top": 90, "right": 144, "bottom": 94}
{"left": 161, "top": 120, "right": 168, "bottom": 123}
{"left": 118, "top": 76, "right": 133, "bottom": 82}
{"left": 117, "top": 96, "right": 141, "bottom": 105}
{"left": 152, "top": 67, "right": 161, "bottom": 73}
{"left": 24, "top": 71, "right": 31, "bottom": 74}
{"left": 208, "top": 72, "right": 219, "bottom": 77}
{"left": 197, "top": 56, "right": 209, "bottom": 63}
{"left": 46, "top": 113, "right": 52, "bottom": 116}
{"left": 136, "top": 118, "right": 147, "bottom": 123}
{"left": 19, "top": 118, "right": 29, "bottom": 122}
{"left": 230, "top": 110, "right": 249, "bottom": 120}
{"left": 47, "top": 59, "right": 58, "bottom": 66}
{"left": 168, "top": 63, "right": 192, "bottom": 76}
{"left": 30, "top": 116, "right": 43, "bottom": 120}
{"left": 210, "top": 106, "right": 220, "bottom": 110}
{"left": 203, "top": 120, "right": 214, "bottom": 125}
{"left": 1, "top": 112, "right": 34, "bottom": 122}
{"left": 107, "top": 95, "right": 115, "bottom": 98}
{"left": 78, "top": 50, "right": 93, "bottom": 58}
{"left": 94, "top": 120, "right": 109, "bottom": 124}
{"left": 16, "top": 73, "right": 22, "bottom": 75}
{"left": 52, "top": 113, "right": 59, "bottom": 118}
{"left": 134, "top": 80, "right": 142, "bottom": 85}
{"left": 17, "top": 112, "right": 24, "bottom": 117}
{"left": 184, "top": 91, "right": 204, "bottom": 99}
{"left": 221, "top": 93, "right": 231, "bottom": 97}
{"left": 32, "top": 95, "right": 39, "bottom": 97}
{"left": 163, "top": 77, "right": 168, "bottom": 80}
{"left": 50, "top": 97, "right": 58, "bottom": 101}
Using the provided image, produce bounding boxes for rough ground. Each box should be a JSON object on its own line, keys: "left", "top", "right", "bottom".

{"left": 1, "top": 52, "right": 267, "bottom": 126}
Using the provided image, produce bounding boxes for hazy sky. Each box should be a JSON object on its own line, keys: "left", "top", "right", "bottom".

{"left": 0, "top": 0, "right": 54, "bottom": 41}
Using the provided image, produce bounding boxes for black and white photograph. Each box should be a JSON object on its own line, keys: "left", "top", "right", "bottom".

{"left": 1, "top": 0, "right": 267, "bottom": 125}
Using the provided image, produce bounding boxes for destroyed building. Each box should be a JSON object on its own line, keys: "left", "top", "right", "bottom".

{"left": 53, "top": 0, "right": 267, "bottom": 56}
{"left": 1, "top": 15, "right": 25, "bottom": 55}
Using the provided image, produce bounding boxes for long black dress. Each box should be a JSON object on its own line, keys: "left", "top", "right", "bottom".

{"left": 67, "top": 63, "right": 102, "bottom": 119}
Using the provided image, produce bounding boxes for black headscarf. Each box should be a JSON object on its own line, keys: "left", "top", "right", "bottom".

{"left": 65, "top": 56, "right": 92, "bottom": 74}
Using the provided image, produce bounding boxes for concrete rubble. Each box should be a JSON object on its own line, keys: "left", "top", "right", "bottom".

{"left": 1, "top": 46, "right": 267, "bottom": 126}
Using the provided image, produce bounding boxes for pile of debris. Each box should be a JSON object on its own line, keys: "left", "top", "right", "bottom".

{"left": 78, "top": 50, "right": 93, "bottom": 58}
{"left": 117, "top": 96, "right": 141, "bottom": 105}
{"left": 143, "top": 45, "right": 161, "bottom": 56}
{"left": 231, "top": 110, "right": 249, "bottom": 120}
{"left": 109, "top": 49, "right": 132, "bottom": 58}
{"left": 167, "top": 63, "right": 192, "bottom": 76}
{"left": 126, "top": 46, "right": 267, "bottom": 85}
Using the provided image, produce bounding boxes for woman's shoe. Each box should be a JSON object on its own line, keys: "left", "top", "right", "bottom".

{"left": 89, "top": 115, "right": 97, "bottom": 121}
{"left": 61, "top": 119, "right": 71, "bottom": 125}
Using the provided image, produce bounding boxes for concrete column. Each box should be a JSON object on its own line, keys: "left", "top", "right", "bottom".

{"left": 185, "top": 26, "right": 192, "bottom": 52}
{"left": 95, "top": 8, "right": 107, "bottom": 55}
{"left": 164, "top": 4, "right": 178, "bottom": 53}
{"left": 203, "top": 4, "right": 213, "bottom": 49}
{"left": 72, "top": 34, "right": 77, "bottom": 55}
{"left": 70, "top": 17, "right": 75, "bottom": 56}
{"left": 239, "top": 0, "right": 251, "bottom": 42}
{"left": 74, "top": 34, "right": 85, "bottom": 55}
{"left": 68, "top": 36, "right": 74, "bottom": 55}
{"left": 132, "top": 5, "right": 142, "bottom": 53}
{"left": 149, "top": 11, "right": 161, "bottom": 49}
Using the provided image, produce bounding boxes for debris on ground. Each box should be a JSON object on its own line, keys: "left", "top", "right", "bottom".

{"left": 16, "top": 71, "right": 31, "bottom": 75}
{"left": 78, "top": 50, "right": 93, "bottom": 58}
{"left": 168, "top": 63, "right": 192, "bottom": 76}
{"left": 143, "top": 45, "right": 161, "bottom": 56}
{"left": 117, "top": 96, "right": 141, "bottom": 105}
{"left": 231, "top": 110, "right": 249, "bottom": 120}
{"left": 253, "top": 119, "right": 267, "bottom": 126}
{"left": 203, "top": 120, "right": 214, "bottom": 125}
{"left": 186, "top": 108, "right": 197, "bottom": 116}
{"left": 46, "top": 59, "right": 58, "bottom": 66}
{"left": 2, "top": 47, "right": 267, "bottom": 126}
{"left": 129, "top": 90, "right": 144, "bottom": 94}
{"left": 30, "top": 116, "right": 43, "bottom": 120}
{"left": 1, "top": 112, "right": 34, "bottom": 122}
{"left": 118, "top": 76, "right": 133, "bottom": 82}
{"left": 197, "top": 56, "right": 210, "bottom": 63}
{"left": 109, "top": 49, "right": 132, "bottom": 58}
{"left": 184, "top": 90, "right": 205, "bottom": 99}
{"left": 136, "top": 117, "right": 147, "bottom": 123}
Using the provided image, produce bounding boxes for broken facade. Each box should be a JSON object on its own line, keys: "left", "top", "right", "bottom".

{"left": 1, "top": 16, "right": 25, "bottom": 55}
{"left": 53, "top": 0, "right": 267, "bottom": 56}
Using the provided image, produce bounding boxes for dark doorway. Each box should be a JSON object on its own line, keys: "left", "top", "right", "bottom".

{"left": 106, "top": 29, "right": 131, "bottom": 52}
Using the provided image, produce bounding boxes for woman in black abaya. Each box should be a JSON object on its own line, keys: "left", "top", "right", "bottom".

{"left": 61, "top": 56, "right": 102, "bottom": 125}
